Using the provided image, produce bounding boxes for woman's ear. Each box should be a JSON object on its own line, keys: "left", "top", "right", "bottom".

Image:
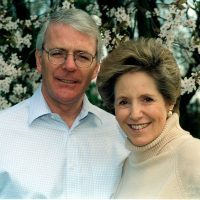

{"left": 167, "top": 104, "right": 174, "bottom": 118}
{"left": 169, "top": 104, "right": 174, "bottom": 112}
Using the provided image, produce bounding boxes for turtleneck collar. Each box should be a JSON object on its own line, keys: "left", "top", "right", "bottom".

{"left": 126, "top": 113, "right": 190, "bottom": 163}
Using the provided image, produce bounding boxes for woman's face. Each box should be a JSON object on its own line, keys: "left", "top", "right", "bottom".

{"left": 114, "top": 71, "right": 172, "bottom": 147}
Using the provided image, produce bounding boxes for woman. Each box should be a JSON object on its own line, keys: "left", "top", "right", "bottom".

{"left": 96, "top": 38, "right": 200, "bottom": 199}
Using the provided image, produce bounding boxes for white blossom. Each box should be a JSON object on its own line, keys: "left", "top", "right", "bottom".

{"left": 184, "top": 19, "right": 196, "bottom": 30}
{"left": 62, "top": 0, "right": 75, "bottom": 9}
{"left": 0, "top": 77, "right": 12, "bottom": 93}
{"left": 30, "top": 15, "right": 37, "bottom": 21}
{"left": 146, "top": 11, "right": 151, "bottom": 19}
{"left": 10, "top": 53, "right": 22, "bottom": 65}
{"left": 12, "top": 84, "right": 27, "bottom": 95}
{"left": 86, "top": 1, "right": 102, "bottom": 16}
{"left": 181, "top": 77, "right": 196, "bottom": 95}
{"left": 91, "top": 15, "right": 102, "bottom": 26}
{"left": 4, "top": 17, "right": 19, "bottom": 30}
{"left": 0, "top": 45, "right": 9, "bottom": 52}
{"left": 25, "top": 19, "right": 32, "bottom": 28}
{"left": 115, "top": 7, "right": 132, "bottom": 27}
{"left": 103, "top": 30, "right": 111, "bottom": 47}
{"left": 0, "top": 97, "right": 11, "bottom": 110}
{"left": 33, "top": 20, "right": 41, "bottom": 28}
{"left": 0, "top": 56, "right": 20, "bottom": 78}
{"left": 154, "top": 8, "right": 159, "bottom": 16}
{"left": 13, "top": 31, "right": 32, "bottom": 50}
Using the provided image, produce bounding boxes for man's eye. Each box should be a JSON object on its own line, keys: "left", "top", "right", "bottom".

{"left": 51, "top": 50, "right": 65, "bottom": 57}
{"left": 76, "top": 52, "right": 91, "bottom": 61}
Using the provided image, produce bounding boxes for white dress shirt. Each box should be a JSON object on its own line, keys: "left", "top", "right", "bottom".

{"left": 0, "top": 85, "right": 129, "bottom": 198}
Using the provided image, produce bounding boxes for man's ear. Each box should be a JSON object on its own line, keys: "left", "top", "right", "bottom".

{"left": 35, "top": 49, "right": 42, "bottom": 73}
{"left": 92, "top": 63, "right": 100, "bottom": 80}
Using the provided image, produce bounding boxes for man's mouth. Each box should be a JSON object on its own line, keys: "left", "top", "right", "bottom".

{"left": 59, "top": 79, "right": 77, "bottom": 84}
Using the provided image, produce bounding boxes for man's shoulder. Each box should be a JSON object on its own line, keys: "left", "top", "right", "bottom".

{"left": 90, "top": 104, "right": 116, "bottom": 121}
{"left": 0, "top": 98, "right": 30, "bottom": 119}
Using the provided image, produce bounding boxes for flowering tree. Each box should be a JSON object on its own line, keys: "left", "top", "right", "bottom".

{"left": 0, "top": 0, "right": 199, "bottom": 135}
{"left": 0, "top": 2, "right": 41, "bottom": 109}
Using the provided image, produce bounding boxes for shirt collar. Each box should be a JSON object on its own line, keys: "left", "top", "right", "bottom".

{"left": 28, "top": 85, "right": 102, "bottom": 125}
{"left": 28, "top": 85, "right": 51, "bottom": 125}
{"left": 80, "top": 94, "right": 103, "bottom": 124}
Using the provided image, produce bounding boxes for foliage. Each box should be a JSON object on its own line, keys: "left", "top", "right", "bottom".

{"left": 0, "top": 0, "right": 200, "bottom": 135}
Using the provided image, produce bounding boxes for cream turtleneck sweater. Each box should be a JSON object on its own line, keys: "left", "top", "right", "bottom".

{"left": 114, "top": 114, "right": 200, "bottom": 199}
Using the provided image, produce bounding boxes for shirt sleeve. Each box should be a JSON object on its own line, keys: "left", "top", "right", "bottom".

{"left": 0, "top": 171, "right": 46, "bottom": 198}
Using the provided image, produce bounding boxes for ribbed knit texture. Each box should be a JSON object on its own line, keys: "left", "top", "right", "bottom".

{"left": 114, "top": 113, "right": 200, "bottom": 199}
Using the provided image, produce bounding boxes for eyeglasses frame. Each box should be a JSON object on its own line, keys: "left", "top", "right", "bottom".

{"left": 42, "top": 47, "right": 96, "bottom": 68}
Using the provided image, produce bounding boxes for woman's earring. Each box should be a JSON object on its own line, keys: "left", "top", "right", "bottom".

{"left": 167, "top": 110, "right": 173, "bottom": 118}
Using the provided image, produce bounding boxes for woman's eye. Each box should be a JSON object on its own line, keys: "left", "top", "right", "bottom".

{"left": 144, "top": 97, "right": 153, "bottom": 103}
{"left": 119, "top": 100, "right": 128, "bottom": 105}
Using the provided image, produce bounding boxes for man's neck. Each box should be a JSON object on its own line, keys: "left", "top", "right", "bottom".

{"left": 43, "top": 95, "right": 84, "bottom": 128}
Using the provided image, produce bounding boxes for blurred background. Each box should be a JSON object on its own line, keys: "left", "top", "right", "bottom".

{"left": 0, "top": 0, "right": 200, "bottom": 137}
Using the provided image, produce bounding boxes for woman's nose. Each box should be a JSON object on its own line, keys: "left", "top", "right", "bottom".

{"left": 129, "top": 104, "right": 143, "bottom": 120}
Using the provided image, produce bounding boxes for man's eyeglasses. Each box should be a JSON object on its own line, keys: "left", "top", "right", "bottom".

{"left": 42, "top": 48, "right": 96, "bottom": 68}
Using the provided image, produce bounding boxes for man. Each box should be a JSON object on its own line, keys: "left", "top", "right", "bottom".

{"left": 0, "top": 8, "right": 129, "bottom": 198}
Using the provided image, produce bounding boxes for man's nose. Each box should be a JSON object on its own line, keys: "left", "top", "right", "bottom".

{"left": 62, "top": 54, "right": 77, "bottom": 71}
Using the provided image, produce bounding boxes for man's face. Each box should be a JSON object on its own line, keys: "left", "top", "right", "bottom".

{"left": 35, "top": 23, "right": 99, "bottom": 109}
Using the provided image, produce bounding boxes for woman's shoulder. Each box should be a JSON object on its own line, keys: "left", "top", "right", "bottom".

{"left": 176, "top": 136, "right": 200, "bottom": 198}
{"left": 177, "top": 135, "right": 200, "bottom": 156}
{"left": 175, "top": 135, "right": 200, "bottom": 164}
